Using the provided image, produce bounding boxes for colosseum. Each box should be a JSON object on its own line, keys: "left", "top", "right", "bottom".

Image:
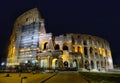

{"left": 7, "top": 8, "right": 113, "bottom": 72}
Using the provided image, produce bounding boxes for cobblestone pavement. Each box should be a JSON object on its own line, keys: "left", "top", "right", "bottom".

{"left": 0, "top": 71, "right": 88, "bottom": 83}
{"left": 44, "top": 71, "right": 88, "bottom": 83}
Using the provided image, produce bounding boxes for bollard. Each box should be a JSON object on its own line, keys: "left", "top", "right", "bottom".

{"left": 5, "top": 73, "right": 10, "bottom": 77}
{"left": 21, "top": 77, "right": 27, "bottom": 83}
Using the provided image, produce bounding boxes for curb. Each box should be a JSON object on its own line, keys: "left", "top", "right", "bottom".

{"left": 40, "top": 73, "right": 57, "bottom": 83}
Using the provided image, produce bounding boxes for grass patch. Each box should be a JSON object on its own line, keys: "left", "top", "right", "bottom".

{"left": 79, "top": 72, "right": 120, "bottom": 83}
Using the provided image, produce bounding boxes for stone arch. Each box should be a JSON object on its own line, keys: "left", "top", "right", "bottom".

{"left": 94, "top": 47, "right": 99, "bottom": 59}
{"left": 84, "top": 47, "right": 88, "bottom": 58}
{"left": 63, "top": 43, "right": 69, "bottom": 50}
{"left": 96, "top": 61, "right": 99, "bottom": 69}
{"left": 100, "top": 54, "right": 103, "bottom": 59}
{"left": 63, "top": 60, "right": 70, "bottom": 68}
{"left": 63, "top": 46, "right": 68, "bottom": 50}
{"left": 83, "top": 40, "right": 87, "bottom": 45}
{"left": 41, "top": 59, "right": 48, "bottom": 69}
{"left": 73, "top": 59, "right": 78, "bottom": 68}
{"left": 90, "top": 47, "right": 94, "bottom": 58}
{"left": 64, "top": 61, "right": 68, "bottom": 68}
{"left": 79, "top": 55, "right": 83, "bottom": 68}
{"left": 91, "top": 60, "right": 94, "bottom": 69}
{"left": 84, "top": 60, "right": 89, "bottom": 69}
{"left": 89, "top": 47, "right": 93, "bottom": 54}
{"left": 52, "top": 58, "right": 58, "bottom": 69}
{"left": 43, "top": 42, "right": 48, "bottom": 50}
{"left": 54, "top": 44, "right": 60, "bottom": 50}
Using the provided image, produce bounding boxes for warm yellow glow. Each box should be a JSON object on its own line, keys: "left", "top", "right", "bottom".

{"left": 94, "top": 47, "right": 98, "bottom": 52}
{"left": 62, "top": 55, "right": 68, "bottom": 61}
{"left": 12, "top": 46, "right": 15, "bottom": 56}
{"left": 26, "top": 48, "right": 30, "bottom": 51}
{"left": 33, "top": 48, "right": 36, "bottom": 50}
{"left": 73, "top": 45, "right": 83, "bottom": 54}
{"left": 20, "top": 48, "right": 24, "bottom": 52}
{"left": 41, "top": 59, "right": 48, "bottom": 68}
{"left": 107, "top": 50, "right": 111, "bottom": 57}
{"left": 41, "top": 40, "right": 48, "bottom": 50}
{"left": 79, "top": 46, "right": 83, "bottom": 54}
{"left": 102, "top": 49, "right": 106, "bottom": 57}
{"left": 36, "top": 47, "right": 39, "bottom": 50}
{"left": 99, "top": 48, "right": 106, "bottom": 57}
{"left": 7, "top": 62, "right": 20, "bottom": 66}
{"left": 99, "top": 48, "right": 102, "bottom": 55}
{"left": 74, "top": 46, "right": 78, "bottom": 52}
{"left": 52, "top": 58, "right": 57, "bottom": 69}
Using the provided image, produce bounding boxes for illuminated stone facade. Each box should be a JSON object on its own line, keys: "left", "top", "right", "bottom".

{"left": 7, "top": 8, "right": 113, "bottom": 71}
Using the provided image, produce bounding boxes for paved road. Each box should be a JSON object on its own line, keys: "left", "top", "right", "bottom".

{"left": 44, "top": 71, "right": 88, "bottom": 83}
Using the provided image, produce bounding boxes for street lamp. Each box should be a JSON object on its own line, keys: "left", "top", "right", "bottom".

{"left": 1, "top": 62, "right": 5, "bottom": 66}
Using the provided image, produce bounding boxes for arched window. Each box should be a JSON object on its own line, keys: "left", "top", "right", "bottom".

{"left": 26, "top": 18, "right": 28, "bottom": 22}
{"left": 90, "top": 47, "right": 93, "bottom": 54}
{"left": 84, "top": 47, "right": 88, "bottom": 56}
{"left": 83, "top": 40, "right": 87, "bottom": 45}
{"left": 85, "top": 60, "right": 89, "bottom": 69}
{"left": 96, "top": 61, "right": 99, "bottom": 69}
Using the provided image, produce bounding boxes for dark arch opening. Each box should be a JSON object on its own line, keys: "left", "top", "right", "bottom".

{"left": 44, "top": 42, "right": 48, "bottom": 50}
{"left": 90, "top": 47, "right": 93, "bottom": 54}
{"left": 73, "top": 60, "right": 78, "bottom": 70}
{"left": 84, "top": 47, "right": 88, "bottom": 58}
{"left": 83, "top": 40, "right": 87, "bottom": 45}
{"left": 64, "top": 61, "right": 68, "bottom": 68}
{"left": 63, "top": 45, "right": 68, "bottom": 50}
{"left": 96, "top": 61, "right": 99, "bottom": 69}
{"left": 91, "top": 61, "right": 94, "bottom": 69}
{"left": 55, "top": 44, "right": 60, "bottom": 50}
{"left": 85, "top": 60, "right": 89, "bottom": 69}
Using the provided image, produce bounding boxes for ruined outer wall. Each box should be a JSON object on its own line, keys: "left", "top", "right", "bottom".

{"left": 7, "top": 8, "right": 42, "bottom": 65}
{"left": 55, "top": 33, "right": 113, "bottom": 69}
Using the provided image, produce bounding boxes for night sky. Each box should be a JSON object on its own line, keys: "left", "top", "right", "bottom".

{"left": 0, "top": 0, "right": 120, "bottom": 64}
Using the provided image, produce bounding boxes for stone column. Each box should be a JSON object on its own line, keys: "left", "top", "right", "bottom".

{"left": 38, "top": 56, "right": 41, "bottom": 68}
{"left": 47, "top": 56, "right": 50, "bottom": 69}
{"left": 49, "top": 57, "right": 52, "bottom": 69}
{"left": 99, "top": 61, "right": 101, "bottom": 70}
{"left": 87, "top": 47, "right": 90, "bottom": 59}
{"left": 94, "top": 60, "right": 97, "bottom": 70}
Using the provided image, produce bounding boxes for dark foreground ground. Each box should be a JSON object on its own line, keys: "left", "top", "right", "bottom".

{"left": 80, "top": 72, "right": 120, "bottom": 83}
{"left": 0, "top": 71, "right": 120, "bottom": 83}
